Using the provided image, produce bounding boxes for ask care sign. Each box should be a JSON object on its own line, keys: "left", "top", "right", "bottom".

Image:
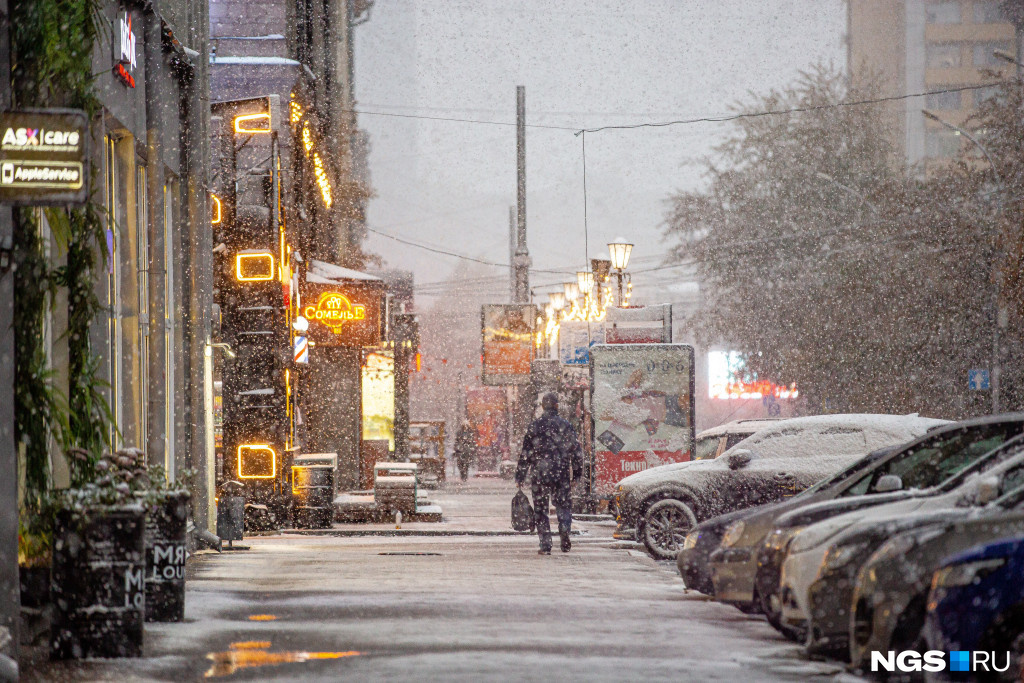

{"left": 0, "top": 109, "right": 88, "bottom": 206}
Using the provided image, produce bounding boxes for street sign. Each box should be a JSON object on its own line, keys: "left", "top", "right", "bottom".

{"left": 293, "top": 336, "right": 308, "bottom": 364}
{"left": 0, "top": 109, "right": 88, "bottom": 206}
{"left": 969, "top": 369, "right": 990, "bottom": 391}
{"left": 558, "top": 321, "right": 604, "bottom": 366}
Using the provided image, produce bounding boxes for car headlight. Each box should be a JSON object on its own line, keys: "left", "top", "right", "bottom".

{"left": 682, "top": 531, "right": 700, "bottom": 550}
{"left": 823, "top": 540, "right": 871, "bottom": 574}
{"left": 932, "top": 558, "right": 1006, "bottom": 589}
{"left": 721, "top": 521, "right": 745, "bottom": 548}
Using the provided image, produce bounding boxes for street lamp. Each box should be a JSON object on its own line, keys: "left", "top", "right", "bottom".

{"left": 608, "top": 238, "right": 633, "bottom": 307}
{"left": 563, "top": 282, "right": 580, "bottom": 303}
{"left": 923, "top": 109, "right": 1006, "bottom": 413}
{"left": 577, "top": 270, "right": 594, "bottom": 297}
{"left": 549, "top": 291, "right": 565, "bottom": 311}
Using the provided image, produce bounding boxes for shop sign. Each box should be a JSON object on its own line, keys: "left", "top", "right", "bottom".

{"left": 0, "top": 109, "right": 88, "bottom": 206}
{"left": 481, "top": 304, "right": 537, "bottom": 386}
{"left": 301, "top": 281, "right": 382, "bottom": 347}
{"left": 116, "top": 11, "right": 137, "bottom": 88}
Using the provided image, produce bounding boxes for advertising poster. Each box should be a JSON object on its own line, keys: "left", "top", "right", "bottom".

{"left": 465, "top": 387, "right": 508, "bottom": 470}
{"left": 362, "top": 351, "right": 395, "bottom": 450}
{"left": 481, "top": 304, "right": 537, "bottom": 385}
{"left": 591, "top": 344, "right": 695, "bottom": 497}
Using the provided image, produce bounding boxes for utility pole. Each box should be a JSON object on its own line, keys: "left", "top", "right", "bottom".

{"left": 513, "top": 86, "right": 530, "bottom": 304}
{"left": 508, "top": 205, "right": 515, "bottom": 302}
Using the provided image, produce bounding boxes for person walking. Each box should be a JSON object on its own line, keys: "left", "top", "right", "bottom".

{"left": 453, "top": 419, "right": 477, "bottom": 482}
{"left": 515, "top": 393, "right": 583, "bottom": 555}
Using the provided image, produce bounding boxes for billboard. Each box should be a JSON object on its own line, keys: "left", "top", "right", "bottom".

{"left": 481, "top": 304, "right": 537, "bottom": 385}
{"left": 591, "top": 344, "right": 695, "bottom": 497}
{"left": 707, "top": 350, "right": 799, "bottom": 400}
{"left": 466, "top": 387, "right": 508, "bottom": 470}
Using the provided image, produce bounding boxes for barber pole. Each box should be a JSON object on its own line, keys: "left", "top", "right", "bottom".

{"left": 293, "top": 335, "right": 308, "bottom": 364}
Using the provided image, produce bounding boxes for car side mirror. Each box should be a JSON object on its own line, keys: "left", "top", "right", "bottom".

{"left": 874, "top": 474, "right": 903, "bottom": 494}
{"left": 727, "top": 449, "right": 753, "bottom": 470}
{"left": 976, "top": 477, "right": 1001, "bottom": 505}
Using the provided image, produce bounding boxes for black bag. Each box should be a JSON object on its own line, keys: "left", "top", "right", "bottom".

{"left": 511, "top": 490, "right": 535, "bottom": 532}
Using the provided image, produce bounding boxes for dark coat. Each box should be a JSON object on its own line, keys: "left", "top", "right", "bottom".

{"left": 515, "top": 408, "right": 583, "bottom": 489}
{"left": 454, "top": 425, "right": 476, "bottom": 464}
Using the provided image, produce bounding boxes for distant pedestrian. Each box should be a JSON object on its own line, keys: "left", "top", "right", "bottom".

{"left": 515, "top": 393, "right": 582, "bottom": 555}
{"left": 454, "top": 419, "right": 477, "bottom": 482}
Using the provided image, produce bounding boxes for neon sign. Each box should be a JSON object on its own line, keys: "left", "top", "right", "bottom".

{"left": 116, "top": 13, "right": 137, "bottom": 88}
{"left": 234, "top": 113, "right": 272, "bottom": 134}
{"left": 235, "top": 251, "right": 275, "bottom": 281}
{"left": 238, "top": 444, "right": 276, "bottom": 479}
{"left": 303, "top": 292, "right": 366, "bottom": 334}
{"left": 708, "top": 350, "right": 798, "bottom": 400}
{"left": 211, "top": 194, "right": 222, "bottom": 224}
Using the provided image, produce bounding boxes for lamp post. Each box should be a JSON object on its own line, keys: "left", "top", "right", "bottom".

{"left": 563, "top": 281, "right": 580, "bottom": 304}
{"left": 923, "top": 109, "right": 1006, "bottom": 413}
{"left": 577, "top": 270, "right": 594, "bottom": 299}
{"left": 608, "top": 238, "right": 633, "bottom": 307}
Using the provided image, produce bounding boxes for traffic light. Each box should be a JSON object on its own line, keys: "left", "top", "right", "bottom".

{"left": 211, "top": 96, "right": 291, "bottom": 517}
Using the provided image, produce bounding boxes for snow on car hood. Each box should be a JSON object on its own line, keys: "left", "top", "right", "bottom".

{"left": 616, "top": 459, "right": 702, "bottom": 490}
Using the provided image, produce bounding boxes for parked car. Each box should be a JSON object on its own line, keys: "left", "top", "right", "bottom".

{"left": 705, "top": 416, "right": 1022, "bottom": 623}
{"left": 924, "top": 533, "right": 1024, "bottom": 681}
{"left": 758, "top": 417, "right": 1024, "bottom": 642}
{"left": 781, "top": 434, "right": 1024, "bottom": 659}
{"left": 850, "top": 483, "right": 1024, "bottom": 672}
{"left": 615, "top": 413, "right": 944, "bottom": 560}
{"left": 612, "top": 418, "right": 781, "bottom": 541}
{"left": 677, "top": 446, "right": 897, "bottom": 597}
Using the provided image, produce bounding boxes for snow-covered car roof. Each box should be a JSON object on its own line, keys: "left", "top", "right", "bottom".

{"left": 696, "top": 418, "right": 783, "bottom": 440}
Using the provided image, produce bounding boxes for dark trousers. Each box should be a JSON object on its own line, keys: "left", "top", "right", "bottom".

{"left": 532, "top": 483, "right": 572, "bottom": 550}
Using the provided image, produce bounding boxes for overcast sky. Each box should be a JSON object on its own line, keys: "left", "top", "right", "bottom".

{"left": 354, "top": 0, "right": 847, "bottom": 304}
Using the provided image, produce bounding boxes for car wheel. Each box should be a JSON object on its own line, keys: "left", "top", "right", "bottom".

{"left": 757, "top": 585, "right": 804, "bottom": 642}
{"left": 641, "top": 498, "right": 697, "bottom": 560}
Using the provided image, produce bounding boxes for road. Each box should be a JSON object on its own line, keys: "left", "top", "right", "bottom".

{"left": 25, "top": 480, "right": 855, "bottom": 682}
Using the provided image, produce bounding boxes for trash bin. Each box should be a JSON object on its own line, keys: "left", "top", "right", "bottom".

{"left": 144, "top": 491, "right": 190, "bottom": 622}
{"left": 217, "top": 496, "right": 245, "bottom": 542}
{"left": 292, "top": 464, "right": 334, "bottom": 529}
{"left": 50, "top": 504, "right": 146, "bottom": 660}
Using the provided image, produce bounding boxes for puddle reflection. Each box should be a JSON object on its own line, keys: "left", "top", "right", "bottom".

{"left": 205, "top": 641, "right": 361, "bottom": 677}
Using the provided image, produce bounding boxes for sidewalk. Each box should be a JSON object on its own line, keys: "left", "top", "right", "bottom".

{"left": 302, "top": 476, "right": 614, "bottom": 536}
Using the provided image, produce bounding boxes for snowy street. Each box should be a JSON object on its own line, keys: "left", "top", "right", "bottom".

{"left": 25, "top": 480, "right": 854, "bottom": 682}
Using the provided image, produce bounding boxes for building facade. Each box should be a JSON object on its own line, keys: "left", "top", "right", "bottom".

{"left": 848, "top": 0, "right": 1017, "bottom": 166}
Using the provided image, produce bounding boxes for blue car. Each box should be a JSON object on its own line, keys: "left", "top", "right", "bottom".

{"left": 924, "top": 534, "right": 1024, "bottom": 680}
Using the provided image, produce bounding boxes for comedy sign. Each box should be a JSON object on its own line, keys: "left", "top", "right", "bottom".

{"left": 0, "top": 109, "right": 88, "bottom": 206}
{"left": 590, "top": 344, "right": 695, "bottom": 498}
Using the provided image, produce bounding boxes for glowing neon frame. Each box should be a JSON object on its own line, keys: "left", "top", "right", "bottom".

{"left": 238, "top": 444, "right": 276, "bottom": 479}
{"left": 234, "top": 112, "right": 272, "bottom": 134}
{"left": 211, "top": 194, "right": 222, "bottom": 224}
{"left": 235, "top": 252, "right": 275, "bottom": 281}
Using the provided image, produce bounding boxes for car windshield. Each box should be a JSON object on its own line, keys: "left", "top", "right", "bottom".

{"left": 840, "top": 424, "right": 1023, "bottom": 496}
{"left": 693, "top": 436, "right": 720, "bottom": 460}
